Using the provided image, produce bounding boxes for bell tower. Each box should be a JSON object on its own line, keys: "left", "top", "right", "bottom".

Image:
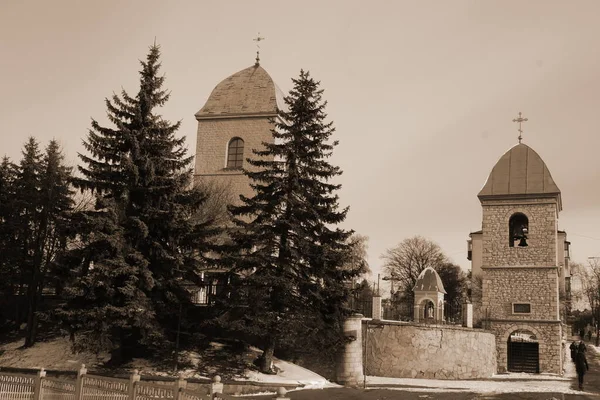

{"left": 193, "top": 62, "right": 285, "bottom": 205}
{"left": 471, "top": 130, "right": 570, "bottom": 374}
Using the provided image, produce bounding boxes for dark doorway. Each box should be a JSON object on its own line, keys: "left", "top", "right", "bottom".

{"left": 507, "top": 331, "right": 539, "bottom": 373}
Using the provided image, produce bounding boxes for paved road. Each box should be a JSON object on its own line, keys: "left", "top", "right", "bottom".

{"left": 243, "top": 339, "right": 600, "bottom": 399}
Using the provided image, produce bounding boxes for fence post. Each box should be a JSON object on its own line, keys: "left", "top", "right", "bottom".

{"left": 210, "top": 375, "right": 223, "bottom": 396}
{"left": 128, "top": 369, "right": 140, "bottom": 400}
{"left": 462, "top": 302, "right": 473, "bottom": 328}
{"left": 274, "top": 387, "right": 290, "bottom": 400}
{"left": 174, "top": 376, "right": 186, "bottom": 400}
{"left": 74, "top": 363, "right": 87, "bottom": 400}
{"left": 33, "top": 368, "right": 46, "bottom": 400}
{"left": 371, "top": 295, "right": 382, "bottom": 320}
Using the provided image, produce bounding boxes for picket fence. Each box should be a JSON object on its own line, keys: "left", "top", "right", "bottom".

{"left": 0, "top": 366, "right": 291, "bottom": 400}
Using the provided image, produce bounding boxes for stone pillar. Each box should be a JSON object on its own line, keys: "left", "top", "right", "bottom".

{"left": 372, "top": 296, "right": 382, "bottom": 320}
{"left": 336, "top": 314, "right": 364, "bottom": 386}
{"left": 462, "top": 303, "right": 473, "bottom": 328}
{"left": 414, "top": 305, "right": 420, "bottom": 323}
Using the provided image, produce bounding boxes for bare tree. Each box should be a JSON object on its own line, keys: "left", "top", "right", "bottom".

{"left": 381, "top": 235, "right": 448, "bottom": 299}
{"left": 571, "top": 260, "right": 600, "bottom": 345}
{"left": 344, "top": 233, "right": 370, "bottom": 274}
{"left": 192, "top": 178, "right": 236, "bottom": 227}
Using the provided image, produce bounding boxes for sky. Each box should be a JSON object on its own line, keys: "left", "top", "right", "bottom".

{"left": 1, "top": 0, "right": 600, "bottom": 293}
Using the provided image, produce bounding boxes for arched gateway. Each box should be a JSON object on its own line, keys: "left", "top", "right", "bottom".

{"left": 507, "top": 329, "right": 539, "bottom": 373}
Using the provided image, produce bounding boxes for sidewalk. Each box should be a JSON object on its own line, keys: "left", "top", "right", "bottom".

{"left": 568, "top": 335, "right": 600, "bottom": 396}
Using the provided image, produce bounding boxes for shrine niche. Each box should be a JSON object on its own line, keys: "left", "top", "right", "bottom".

{"left": 413, "top": 267, "right": 446, "bottom": 323}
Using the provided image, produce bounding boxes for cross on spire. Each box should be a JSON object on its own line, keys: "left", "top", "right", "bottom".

{"left": 512, "top": 112, "right": 528, "bottom": 144}
{"left": 253, "top": 32, "right": 265, "bottom": 66}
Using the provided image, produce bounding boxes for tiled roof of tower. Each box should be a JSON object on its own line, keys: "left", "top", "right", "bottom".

{"left": 478, "top": 143, "right": 561, "bottom": 206}
{"left": 196, "top": 64, "right": 286, "bottom": 119}
{"left": 413, "top": 267, "right": 446, "bottom": 294}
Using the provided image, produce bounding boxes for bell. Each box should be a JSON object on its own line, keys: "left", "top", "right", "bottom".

{"left": 518, "top": 237, "right": 528, "bottom": 247}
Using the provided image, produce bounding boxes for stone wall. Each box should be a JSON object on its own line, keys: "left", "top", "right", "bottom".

{"left": 481, "top": 198, "right": 558, "bottom": 268}
{"left": 194, "top": 116, "right": 275, "bottom": 203}
{"left": 363, "top": 320, "right": 496, "bottom": 379}
{"left": 481, "top": 267, "right": 560, "bottom": 321}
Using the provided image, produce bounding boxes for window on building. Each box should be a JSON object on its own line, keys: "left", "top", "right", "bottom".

{"left": 227, "top": 137, "right": 244, "bottom": 169}
{"left": 467, "top": 240, "right": 473, "bottom": 261}
{"left": 513, "top": 303, "right": 531, "bottom": 314}
{"left": 509, "top": 213, "right": 529, "bottom": 247}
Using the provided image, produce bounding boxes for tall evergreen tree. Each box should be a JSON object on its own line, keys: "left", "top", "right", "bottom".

{"left": 22, "top": 140, "right": 75, "bottom": 346}
{"left": 0, "top": 156, "right": 19, "bottom": 322}
{"left": 220, "top": 70, "right": 364, "bottom": 372}
{"left": 58, "top": 44, "right": 216, "bottom": 361}
{"left": 13, "top": 139, "right": 44, "bottom": 331}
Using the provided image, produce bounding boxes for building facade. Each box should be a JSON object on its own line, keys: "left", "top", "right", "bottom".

{"left": 467, "top": 143, "right": 571, "bottom": 374}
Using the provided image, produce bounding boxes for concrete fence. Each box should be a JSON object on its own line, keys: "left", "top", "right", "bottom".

{"left": 0, "top": 365, "right": 291, "bottom": 400}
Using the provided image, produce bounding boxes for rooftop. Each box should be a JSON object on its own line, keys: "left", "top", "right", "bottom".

{"left": 195, "top": 64, "right": 286, "bottom": 119}
{"left": 478, "top": 143, "right": 561, "bottom": 208}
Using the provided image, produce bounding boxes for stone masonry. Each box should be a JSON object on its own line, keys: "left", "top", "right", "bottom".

{"left": 336, "top": 315, "right": 364, "bottom": 386}
{"left": 363, "top": 320, "right": 496, "bottom": 379}
{"left": 480, "top": 197, "right": 563, "bottom": 374}
{"left": 481, "top": 198, "right": 558, "bottom": 268}
{"left": 194, "top": 117, "right": 275, "bottom": 204}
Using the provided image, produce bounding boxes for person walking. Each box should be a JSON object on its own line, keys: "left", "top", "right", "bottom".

{"left": 575, "top": 341, "right": 589, "bottom": 391}
{"left": 570, "top": 340, "right": 579, "bottom": 362}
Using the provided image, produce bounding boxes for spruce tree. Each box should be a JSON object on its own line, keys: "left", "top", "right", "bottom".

{"left": 221, "top": 70, "right": 364, "bottom": 372}
{"left": 59, "top": 44, "right": 216, "bottom": 361}
{"left": 23, "top": 140, "right": 75, "bottom": 346}
{"left": 0, "top": 156, "right": 19, "bottom": 321}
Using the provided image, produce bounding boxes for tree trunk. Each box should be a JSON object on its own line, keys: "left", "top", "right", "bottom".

{"left": 23, "top": 281, "right": 39, "bottom": 347}
{"left": 257, "top": 337, "right": 276, "bottom": 374}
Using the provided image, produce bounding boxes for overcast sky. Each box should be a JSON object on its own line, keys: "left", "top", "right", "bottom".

{"left": 2, "top": 0, "right": 599, "bottom": 292}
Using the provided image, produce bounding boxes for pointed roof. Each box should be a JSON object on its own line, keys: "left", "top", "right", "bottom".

{"left": 478, "top": 143, "right": 562, "bottom": 209}
{"left": 196, "top": 64, "right": 286, "bottom": 119}
{"left": 413, "top": 267, "right": 446, "bottom": 294}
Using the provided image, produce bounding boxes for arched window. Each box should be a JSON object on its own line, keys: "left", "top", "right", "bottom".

{"left": 227, "top": 138, "right": 244, "bottom": 169}
{"left": 509, "top": 212, "right": 529, "bottom": 247}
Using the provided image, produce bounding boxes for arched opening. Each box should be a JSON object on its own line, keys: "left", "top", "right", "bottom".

{"left": 423, "top": 300, "right": 435, "bottom": 320}
{"left": 509, "top": 212, "right": 529, "bottom": 247}
{"left": 507, "top": 330, "right": 539, "bottom": 373}
{"left": 226, "top": 137, "right": 244, "bottom": 169}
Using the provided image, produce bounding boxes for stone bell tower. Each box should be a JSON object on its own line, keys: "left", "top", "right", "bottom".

{"left": 470, "top": 117, "right": 570, "bottom": 374}
{"left": 193, "top": 58, "right": 286, "bottom": 204}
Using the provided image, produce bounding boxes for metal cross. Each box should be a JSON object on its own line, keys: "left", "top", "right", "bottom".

{"left": 253, "top": 33, "right": 265, "bottom": 65}
{"left": 512, "top": 112, "right": 528, "bottom": 143}
{"left": 253, "top": 32, "right": 265, "bottom": 48}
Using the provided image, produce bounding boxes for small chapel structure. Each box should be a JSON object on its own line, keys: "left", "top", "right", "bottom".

{"left": 413, "top": 267, "right": 446, "bottom": 323}
{"left": 467, "top": 116, "right": 572, "bottom": 374}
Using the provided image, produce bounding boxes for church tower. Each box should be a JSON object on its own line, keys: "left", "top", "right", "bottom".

{"left": 469, "top": 132, "right": 571, "bottom": 374}
{"left": 193, "top": 60, "right": 286, "bottom": 203}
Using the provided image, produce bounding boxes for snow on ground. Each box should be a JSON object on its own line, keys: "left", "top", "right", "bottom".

{"left": 365, "top": 340, "right": 598, "bottom": 395}
{"left": 367, "top": 375, "right": 582, "bottom": 394}
{"left": 0, "top": 336, "right": 107, "bottom": 371}
{"left": 239, "top": 357, "right": 339, "bottom": 389}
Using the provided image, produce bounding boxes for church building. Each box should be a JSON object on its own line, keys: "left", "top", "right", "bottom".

{"left": 189, "top": 57, "right": 285, "bottom": 305}
{"left": 193, "top": 57, "right": 285, "bottom": 203}
{"left": 467, "top": 124, "right": 571, "bottom": 374}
